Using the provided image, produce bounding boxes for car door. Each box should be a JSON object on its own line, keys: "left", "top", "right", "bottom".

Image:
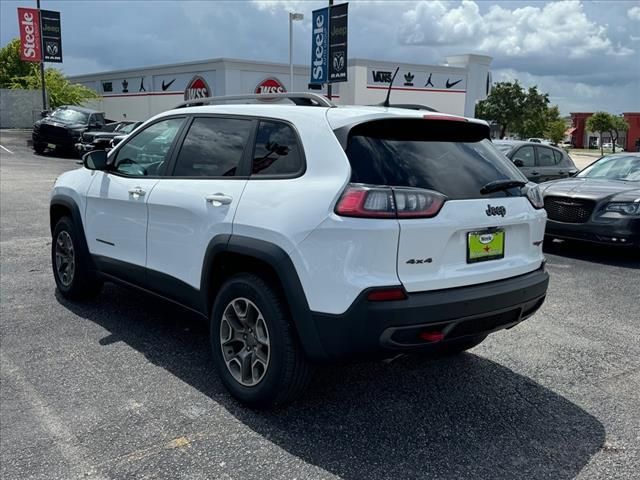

{"left": 145, "top": 115, "right": 256, "bottom": 298}
{"left": 84, "top": 117, "right": 186, "bottom": 275}
{"left": 511, "top": 145, "right": 537, "bottom": 181}
{"left": 536, "top": 146, "right": 562, "bottom": 182}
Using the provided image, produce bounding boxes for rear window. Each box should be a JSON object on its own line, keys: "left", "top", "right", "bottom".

{"left": 343, "top": 119, "right": 527, "bottom": 199}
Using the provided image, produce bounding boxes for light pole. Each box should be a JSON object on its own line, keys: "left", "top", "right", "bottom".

{"left": 289, "top": 12, "right": 304, "bottom": 92}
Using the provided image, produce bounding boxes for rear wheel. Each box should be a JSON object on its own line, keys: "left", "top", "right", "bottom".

{"left": 52, "top": 216, "right": 103, "bottom": 299}
{"left": 210, "top": 273, "right": 313, "bottom": 408}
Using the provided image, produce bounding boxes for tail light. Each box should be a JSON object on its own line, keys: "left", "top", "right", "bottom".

{"left": 523, "top": 183, "right": 544, "bottom": 209}
{"left": 335, "top": 184, "right": 447, "bottom": 219}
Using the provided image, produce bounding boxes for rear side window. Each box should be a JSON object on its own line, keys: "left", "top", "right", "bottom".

{"left": 344, "top": 119, "right": 526, "bottom": 199}
{"left": 252, "top": 121, "right": 303, "bottom": 176}
{"left": 537, "top": 146, "right": 557, "bottom": 166}
{"left": 173, "top": 117, "right": 253, "bottom": 177}
{"left": 553, "top": 149, "right": 564, "bottom": 164}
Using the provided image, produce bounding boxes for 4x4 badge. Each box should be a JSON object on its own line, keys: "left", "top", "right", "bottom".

{"left": 485, "top": 205, "right": 507, "bottom": 217}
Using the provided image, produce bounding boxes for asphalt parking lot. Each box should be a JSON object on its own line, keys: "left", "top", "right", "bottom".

{"left": 1, "top": 129, "right": 638, "bottom": 480}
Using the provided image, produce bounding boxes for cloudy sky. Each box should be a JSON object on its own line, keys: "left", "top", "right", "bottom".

{"left": 2, "top": 0, "right": 638, "bottom": 114}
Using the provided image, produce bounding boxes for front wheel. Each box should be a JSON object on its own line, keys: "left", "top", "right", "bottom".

{"left": 33, "top": 142, "right": 46, "bottom": 154}
{"left": 52, "top": 216, "right": 103, "bottom": 299}
{"left": 210, "top": 273, "right": 313, "bottom": 408}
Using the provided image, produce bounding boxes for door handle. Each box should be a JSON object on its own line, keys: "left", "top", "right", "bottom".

{"left": 128, "top": 187, "right": 146, "bottom": 197}
{"left": 205, "top": 193, "right": 233, "bottom": 206}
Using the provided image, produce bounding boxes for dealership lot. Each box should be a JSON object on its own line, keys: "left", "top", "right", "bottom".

{"left": 1, "top": 130, "right": 639, "bottom": 479}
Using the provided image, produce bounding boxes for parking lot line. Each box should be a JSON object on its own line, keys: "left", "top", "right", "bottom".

{"left": 0, "top": 144, "right": 14, "bottom": 154}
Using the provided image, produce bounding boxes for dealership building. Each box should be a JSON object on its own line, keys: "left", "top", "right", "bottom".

{"left": 69, "top": 54, "right": 492, "bottom": 122}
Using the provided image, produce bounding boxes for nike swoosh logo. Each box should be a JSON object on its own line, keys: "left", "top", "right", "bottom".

{"left": 445, "top": 79, "right": 462, "bottom": 89}
{"left": 161, "top": 79, "right": 176, "bottom": 91}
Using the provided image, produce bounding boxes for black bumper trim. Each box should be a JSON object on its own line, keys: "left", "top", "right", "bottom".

{"left": 311, "top": 267, "right": 549, "bottom": 361}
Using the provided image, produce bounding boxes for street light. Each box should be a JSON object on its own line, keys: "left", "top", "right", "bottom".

{"left": 289, "top": 12, "right": 304, "bottom": 92}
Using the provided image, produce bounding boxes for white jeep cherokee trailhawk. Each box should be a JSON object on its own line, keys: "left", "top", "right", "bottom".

{"left": 50, "top": 93, "right": 549, "bottom": 407}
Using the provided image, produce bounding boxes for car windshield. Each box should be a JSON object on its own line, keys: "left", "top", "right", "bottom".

{"left": 578, "top": 155, "right": 640, "bottom": 181}
{"left": 119, "top": 123, "right": 138, "bottom": 134}
{"left": 50, "top": 108, "right": 89, "bottom": 124}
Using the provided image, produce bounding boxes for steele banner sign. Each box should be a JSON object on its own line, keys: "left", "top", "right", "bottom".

{"left": 309, "top": 7, "right": 329, "bottom": 85}
{"left": 17, "top": 7, "right": 41, "bottom": 62}
{"left": 40, "top": 10, "right": 62, "bottom": 63}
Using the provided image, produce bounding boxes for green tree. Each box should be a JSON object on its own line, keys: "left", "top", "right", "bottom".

{"left": 545, "top": 119, "right": 567, "bottom": 145}
{"left": 0, "top": 38, "right": 33, "bottom": 87}
{"left": 475, "top": 81, "right": 526, "bottom": 138}
{"left": 609, "top": 116, "right": 629, "bottom": 153}
{"left": 2, "top": 37, "right": 99, "bottom": 109}
{"left": 518, "top": 86, "right": 550, "bottom": 138}
{"left": 10, "top": 64, "right": 99, "bottom": 109}
{"left": 586, "top": 112, "right": 613, "bottom": 155}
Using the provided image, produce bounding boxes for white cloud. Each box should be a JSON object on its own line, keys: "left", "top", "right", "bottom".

{"left": 400, "top": 0, "right": 632, "bottom": 58}
{"left": 628, "top": 6, "right": 640, "bottom": 21}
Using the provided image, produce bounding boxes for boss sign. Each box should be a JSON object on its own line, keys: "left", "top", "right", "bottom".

{"left": 309, "top": 7, "right": 328, "bottom": 84}
{"left": 17, "top": 8, "right": 42, "bottom": 62}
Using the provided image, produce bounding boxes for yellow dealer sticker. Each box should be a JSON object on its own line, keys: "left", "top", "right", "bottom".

{"left": 467, "top": 229, "right": 505, "bottom": 263}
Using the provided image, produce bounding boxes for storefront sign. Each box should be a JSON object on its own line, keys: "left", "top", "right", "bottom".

{"left": 184, "top": 75, "right": 211, "bottom": 100}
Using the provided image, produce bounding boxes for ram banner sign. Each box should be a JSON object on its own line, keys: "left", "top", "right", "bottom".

{"left": 40, "top": 10, "right": 63, "bottom": 63}
{"left": 310, "top": 7, "right": 329, "bottom": 85}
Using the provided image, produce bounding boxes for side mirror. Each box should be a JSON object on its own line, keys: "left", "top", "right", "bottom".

{"left": 514, "top": 159, "right": 524, "bottom": 167}
{"left": 568, "top": 170, "right": 578, "bottom": 177}
{"left": 83, "top": 150, "right": 108, "bottom": 171}
{"left": 40, "top": 110, "right": 50, "bottom": 118}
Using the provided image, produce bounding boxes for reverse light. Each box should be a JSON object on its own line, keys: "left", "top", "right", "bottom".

{"left": 605, "top": 202, "right": 640, "bottom": 215}
{"left": 335, "top": 184, "right": 447, "bottom": 219}
{"left": 419, "top": 330, "right": 445, "bottom": 342}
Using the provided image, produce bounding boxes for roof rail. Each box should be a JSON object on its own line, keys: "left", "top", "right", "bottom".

{"left": 175, "top": 92, "right": 335, "bottom": 109}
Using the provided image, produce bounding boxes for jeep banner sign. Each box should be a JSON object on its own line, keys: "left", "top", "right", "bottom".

{"left": 40, "top": 10, "right": 62, "bottom": 63}
{"left": 328, "top": 3, "right": 348, "bottom": 83}
{"left": 184, "top": 75, "right": 211, "bottom": 101}
{"left": 17, "top": 8, "right": 42, "bottom": 62}
{"left": 310, "top": 7, "right": 329, "bottom": 85}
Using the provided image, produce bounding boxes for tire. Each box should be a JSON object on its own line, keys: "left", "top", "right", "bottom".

{"left": 430, "top": 334, "right": 487, "bottom": 357}
{"left": 210, "top": 273, "right": 313, "bottom": 408}
{"left": 52, "top": 216, "right": 103, "bottom": 299}
{"left": 34, "top": 143, "right": 45, "bottom": 154}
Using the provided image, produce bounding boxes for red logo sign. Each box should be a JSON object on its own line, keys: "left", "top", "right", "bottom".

{"left": 184, "top": 75, "right": 211, "bottom": 101}
{"left": 17, "top": 8, "right": 42, "bottom": 62}
{"left": 255, "top": 78, "right": 287, "bottom": 95}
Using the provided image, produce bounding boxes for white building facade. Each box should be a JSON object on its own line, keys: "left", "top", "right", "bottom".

{"left": 69, "top": 54, "right": 492, "bottom": 122}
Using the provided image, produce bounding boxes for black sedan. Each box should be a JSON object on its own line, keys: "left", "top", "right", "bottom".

{"left": 494, "top": 140, "right": 578, "bottom": 182}
{"left": 540, "top": 153, "right": 640, "bottom": 247}
{"left": 75, "top": 121, "right": 141, "bottom": 154}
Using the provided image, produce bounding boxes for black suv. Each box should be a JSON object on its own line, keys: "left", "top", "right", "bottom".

{"left": 32, "top": 106, "right": 106, "bottom": 154}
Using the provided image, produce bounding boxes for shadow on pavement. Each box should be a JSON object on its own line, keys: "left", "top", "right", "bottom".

{"left": 544, "top": 238, "right": 639, "bottom": 269}
{"left": 58, "top": 285, "right": 605, "bottom": 479}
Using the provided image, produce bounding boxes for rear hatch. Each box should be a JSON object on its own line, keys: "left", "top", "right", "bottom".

{"left": 340, "top": 117, "right": 546, "bottom": 292}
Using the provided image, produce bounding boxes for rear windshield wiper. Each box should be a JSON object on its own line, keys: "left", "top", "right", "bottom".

{"left": 480, "top": 180, "right": 526, "bottom": 195}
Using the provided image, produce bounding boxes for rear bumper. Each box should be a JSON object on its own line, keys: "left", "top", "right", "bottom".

{"left": 546, "top": 218, "right": 640, "bottom": 247}
{"left": 310, "top": 266, "right": 549, "bottom": 361}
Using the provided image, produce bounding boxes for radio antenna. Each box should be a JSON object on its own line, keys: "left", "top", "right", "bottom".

{"left": 381, "top": 67, "right": 400, "bottom": 108}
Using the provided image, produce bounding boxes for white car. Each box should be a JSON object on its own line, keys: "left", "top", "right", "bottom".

{"left": 50, "top": 93, "right": 549, "bottom": 407}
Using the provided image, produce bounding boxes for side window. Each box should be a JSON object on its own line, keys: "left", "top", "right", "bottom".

{"left": 553, "top": 149, "right": 564, "bottom": 164}
{"left": 114, "top": 117, "right": 185, "bottom": 177}
{"left": 512, "top": 146, "right": 535, "bottom": 167}
{"left": 252, "top": 121, "right": 303, "bottom": 176}
{"left": 93, "top": 113, "right": 105, "bottom": 126}
{"left": 537, "top": 147, "right": 557, "bottom": 167}
{"left": 173, "top": 117, "right": 253, "bottom": 177}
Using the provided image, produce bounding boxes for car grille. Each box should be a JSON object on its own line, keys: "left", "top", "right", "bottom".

{"left": 544, "top": 196, "right": 595, "bottom": 223}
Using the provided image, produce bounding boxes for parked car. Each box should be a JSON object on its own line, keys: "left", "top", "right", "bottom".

{"left": 540, "top": 153, "right": 640, "bottom": 247}
{"left": 50, "top": 93, "right": 549, "bottom": 407}
{"left": 602, "top": 143, "right": 625, "bottom": 151}
{"left": 494, "top": 140, "right": 578, "bottom": 182}
{"left": 75, "top": 121, "right": 142, "bottom": 154}
{"left": 32, "top": 106, "right": 107, "bottom": 154}
{"left": 526, "top": 138, "right": 551, "bottom": 144}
